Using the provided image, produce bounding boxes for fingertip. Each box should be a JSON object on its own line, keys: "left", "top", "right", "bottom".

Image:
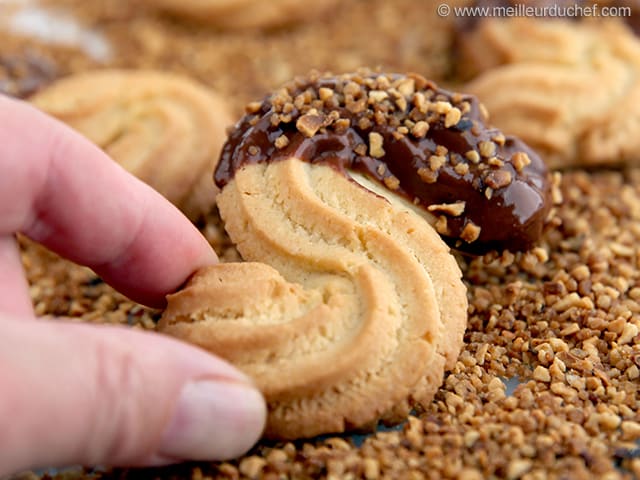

{"left": 157, "top": 380, "right": 267, "bottom": 462}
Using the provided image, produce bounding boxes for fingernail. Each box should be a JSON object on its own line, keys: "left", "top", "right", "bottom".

{"left": 158, "top": 380, "right": 266, "bottom": 461}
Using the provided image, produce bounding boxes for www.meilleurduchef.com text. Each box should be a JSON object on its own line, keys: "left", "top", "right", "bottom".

{"left": 436, "top": 3, "right": 632, "bottom": 18}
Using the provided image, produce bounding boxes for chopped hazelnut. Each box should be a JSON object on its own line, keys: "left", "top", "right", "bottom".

{"left": 491, "top": 133, "right": 506, "bottom": 146}
{"left": 248, "top": 145, "right": 260, "bottom": 156}
{"left": 428, "top": 201, "right": 466, "bottom": 216}
{"left": 465, "top": 150, "right": 481, "bottom": 163}
{"left": 296, "top": 113, "right": 324, "bottom": 137}
{"left": 487, "top": 157, "right": 504, "bottom": 168}
{"left": 418, "top": 167, "right": 438, "bottom": 183}
{"left": 461, "top": 221, "right": 481, "bottom": 243}
{"left": 485, "top": 170, "right": 513, "bottom": 189}
{"left": 445, "top": 107, "right": 462, "bottom": 128}
{"left": 511, "top": 151, "right": 532, "bottom": 172}
{"left": 478, "top": 140, "right": 496, "bottom": 158}
{"left": 369, "top": 132, "right": 385, "bottom": 158}
{"left": 383, "top": 175, "right": 400, "bottom": 190}
{"left": 411, "top": 121, "right": 429, "bottom": 138}
{"left": 245, "top": 101, "right": 262, "bottom": 114}
{"left": 318, "top": 87, "right": 334, "bottom": 101}
{"left": 395, "top": 77, "right": 415, "bottom": 97}
{"left": 429, "top": 155, "right": 447, "bottom": 171}
{"left": 368, "top": 90, "right": 389, "bottom": 103}
{"left": 354, "top": 143, "right": 367, "bottom": 156}
{"left": 435, "top": 215, "right": 450, "bottom": 235}
{"left": 432, "top": 100, "right": 453, "bottom": 114}
{"left": 455, "top": 163, "right": 470, "bottom": 175}
{"left": 274, "top": 135, "right": 290, "bottom": 149}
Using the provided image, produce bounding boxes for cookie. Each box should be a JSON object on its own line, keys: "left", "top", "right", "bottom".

{"left": 159, "top": 71, "right": 553, "bottom": 439}
{"left": 30, "top": 69, "right": 232, "bottom": 220}
{"left": 139, "top": 0, "right": 340, "bottom": 30}
{"left": 461, "top": 17, "right": 640, "bottom": 169}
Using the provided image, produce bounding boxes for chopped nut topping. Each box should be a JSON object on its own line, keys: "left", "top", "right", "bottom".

{"left": 432, "top": 100, "right": 452, "bottom": 114}
{"left": 343, "top": 80, "right": 360, "bottom": 96}
{"left": 460, "top": 221, "right": 481, "bottom": 242}
{"left": 465, "top": 150, "right": 481, "bottom": 163}
{"left": 491, "top": 133, "right": 506, "bottom": 146}
{"left": 395, "top": 96, "right": 408, "bottom": 111}
{"left": 435, "top": 215, "right": 449, "bottom": 235}
{"left": 395, "top": 77, "right": 415, "bottom": 97}
{"left": 485, "top": 187, "right": 494, "bottom": 199}
{"left": 429, "top": 154, "right": 446, "bottom": 171}
{"left": 383, "top": 175, "right": 400, "bottom": 190}
{"left": 245, "top": 101, "right": 262, "bottom": 114}
{"left": 274, "top": 135, "right": 289, "bottom": 149}
{"left": 296, "top": 112, "right": 325, "bottom": 137}
{"left": 444, "top": 107, "right": 462, "bottom": 128}
{"left": 479, "top": 102, "right": 490, "bottom": 121}
{"left": 435, "top": 145, "right": 448, "bottom": 156}
{"left": 318, "top": 87, "right": 333, "bottom": 101}
{"left": 334, "top": 118, "right": 350, "bottom": 133}
{"left": 377, "top": 164, "right": 386, "bottom": 176}
{"left": 428, "top": 201, "right": 466, "bottom": 216}
{"left": 411, "top": 120, "right": 429, "bottom": 138}
{"left": 511, "top": 151, "right": 532, "bottom": 171}
{"left": 369, "top": 132, "right": 385, "bottom": 158}
{"left": 413, "top": 92, "right": 428, "bottom": 113}
{"left": 354, "top": 143, "right": 367, "bottom": 156}
{"left": 358, "top": 117, "right": 372, "bottom": 130}
{"left": 417, "top": 167, "right": 438, "bottom": 183}
{"left": 368, "top": 90, "right": 389, "bottom": 103}
{"left": 485, "top": 170, "right": 513, "bottom": 189}
{"left": 248, "top": 145, "right": 260, "bottom": 156}
{"left": 487, "top": 157, "right": 504, "bottom": 167}
{"left": 454, "top": 163, "right": 470, "bottom": 175}
{"left": 479, "top": 140, "right": 496, "bottom": 158}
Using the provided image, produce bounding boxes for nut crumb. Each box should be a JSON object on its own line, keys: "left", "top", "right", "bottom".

{"left": 369, "top": 132, "right": 385, "bottom": 158}
{"left": 428, "top": 201, "right": 466, "bottom": 216}
{"left": 460, "top": 221, "right": 481, "bottom": 243}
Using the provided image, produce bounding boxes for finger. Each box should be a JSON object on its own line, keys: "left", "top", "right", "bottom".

{"left": 0, "top": 236, "right": 33, "bottom": 318}
{"left": 0, "top": 95, "right": 217, "bottom": 308}
{"left": 0, "top": 315, "right": 266, "bottom": 476}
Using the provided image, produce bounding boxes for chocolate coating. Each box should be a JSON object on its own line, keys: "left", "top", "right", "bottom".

{"left": 216, "top": 72, "right": 552, "bottom": 254}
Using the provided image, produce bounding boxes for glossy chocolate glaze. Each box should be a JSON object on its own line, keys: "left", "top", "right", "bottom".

{"left": 216, "top": 72, "right": 552, "bottom": 254}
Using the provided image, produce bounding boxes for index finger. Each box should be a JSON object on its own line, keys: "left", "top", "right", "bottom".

{"left": 0, "top": 95, "right": 218, "bottom": 308}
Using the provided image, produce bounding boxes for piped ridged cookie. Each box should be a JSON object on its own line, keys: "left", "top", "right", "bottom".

{"left": 161, "top": 158, "right": 467, "bottom": 438}
{"left": 30, "top": 69, "right": 232, "bottom": 220}
{"left": 159, "top": 71, "right": 553, "bottom": 439}
{"left": 461, "top": 17, "right": 640, "bottom": 169}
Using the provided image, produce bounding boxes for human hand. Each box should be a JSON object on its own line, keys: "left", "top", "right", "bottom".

{"left": 0, "top": 95, "right": 266, "bottom": 476}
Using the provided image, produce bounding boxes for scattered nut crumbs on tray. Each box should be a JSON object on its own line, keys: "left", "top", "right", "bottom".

{"left": 3, "top": 0, "right": 640, "bottom": 478}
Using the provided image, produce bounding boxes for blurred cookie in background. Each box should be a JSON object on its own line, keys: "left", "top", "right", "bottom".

{"left": 457, "top": 1, "right": 640, "bottom": 169}
{"left": 30, "top": 70, "right": 233, "bottom": 221}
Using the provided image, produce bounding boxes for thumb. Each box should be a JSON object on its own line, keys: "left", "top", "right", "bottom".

{"left": 0, "top": 316, "right": 266, "bottom": 476}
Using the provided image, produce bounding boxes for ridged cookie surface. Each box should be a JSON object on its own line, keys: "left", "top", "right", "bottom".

{"left": 30, "top": 69, "right": 232, "bottom": 220}
{"left": 160, "top": 158, "right": 468, "bottom": 439}
{"left": 462, "top": 18, "right": 640, "bottom": 169}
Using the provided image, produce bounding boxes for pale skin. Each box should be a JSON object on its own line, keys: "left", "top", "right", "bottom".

{"left": 0, "top": 95, "right": 266, "bottom": 476}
